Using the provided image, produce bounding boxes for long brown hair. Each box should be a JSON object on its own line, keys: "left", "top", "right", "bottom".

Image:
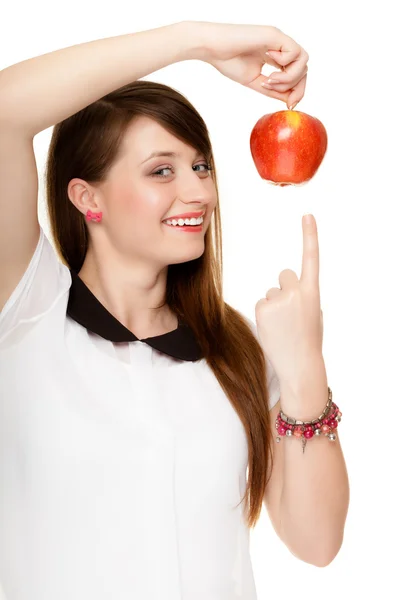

{"left": 44, "top": 79, "right": 274, "bottom": 529}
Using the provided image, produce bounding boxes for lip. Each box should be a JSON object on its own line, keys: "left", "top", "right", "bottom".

{"left": 162, "top": 210, "right": 205, "bottom": 222}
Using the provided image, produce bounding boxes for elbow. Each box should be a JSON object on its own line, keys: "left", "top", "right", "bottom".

{"left": 306, "top": 537, "right": 344, "bottom": 568}
{"left": 312, "top": 551, "right": 339, "bottom": 568}
{"left": 286, "top": 535, "right": 344, "bottom": 568}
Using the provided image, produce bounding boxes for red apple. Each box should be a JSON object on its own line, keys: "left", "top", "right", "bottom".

{"left": 250, "top": 110, "right": 328, "bottom": 186}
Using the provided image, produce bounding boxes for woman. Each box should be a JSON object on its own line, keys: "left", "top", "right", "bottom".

{"left": 0, "top": 20, "right": 347, "bottom": 600}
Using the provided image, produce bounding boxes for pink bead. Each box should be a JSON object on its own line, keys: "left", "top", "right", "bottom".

{"left": 304, "top": 429, "right": 314, "bottom": 439}
{"left": 278, "top": 426, "right": 287, "bottom": 436}
{"left": 293, "top": 428, "right": 303, "bottom": 438}
{"left": 322, "top": 424, "right": 330, "bottom": 433}
{"left": 328, "top": 419, "right": 338, "bottom": 429}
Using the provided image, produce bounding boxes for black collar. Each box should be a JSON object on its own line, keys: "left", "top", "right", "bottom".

{"left": 66, "top": 269, "right": 204, "bottom": 362}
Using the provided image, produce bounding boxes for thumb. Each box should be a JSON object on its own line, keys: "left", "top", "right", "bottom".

{"left": 266, "top": 48, "right": 298, "bottom": 68}
{"left": 264, "top": 51, "right": 283, "bottom": 71}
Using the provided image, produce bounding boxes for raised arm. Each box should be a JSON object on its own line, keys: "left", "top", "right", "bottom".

{"left": 0, "top": 21, "right": 205, "bottom": 311}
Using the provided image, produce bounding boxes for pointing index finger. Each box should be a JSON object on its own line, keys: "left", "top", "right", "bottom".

{"left": 300, "top": 214, "right": 319, "bottom": 287}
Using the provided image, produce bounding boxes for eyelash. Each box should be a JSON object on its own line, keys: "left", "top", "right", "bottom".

{"left": 150, "top": 163, "right": 213, "bottom": 178}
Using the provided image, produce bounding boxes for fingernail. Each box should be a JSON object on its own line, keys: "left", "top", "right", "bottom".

{"left": 303, "top": 213, "right": 313, "bottom": 224}
{"left": 261, "top": 82, "right": 273, "bottom": 88}
{"left": 289, "top": 102, "right": 298, "bottom": 110}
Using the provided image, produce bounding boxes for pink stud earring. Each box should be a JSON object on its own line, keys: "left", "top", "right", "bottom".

{"left": 86, "top": 209, "right": 103, "bottom": 223}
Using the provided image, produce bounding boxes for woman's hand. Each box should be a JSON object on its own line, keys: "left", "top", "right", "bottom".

{"left": 255, "top": 214, "right": 324, "bottom": 395}
{"left": 193, "top": 21, "right": 309, "bottom": 110}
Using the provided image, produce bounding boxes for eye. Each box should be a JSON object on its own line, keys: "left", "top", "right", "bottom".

{"left": 150, "top": 163, "right": 213, "bottom": 178}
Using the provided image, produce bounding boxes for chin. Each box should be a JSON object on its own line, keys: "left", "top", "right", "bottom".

{"left": 166, "top": 246, "right": 205, "bottom": 265}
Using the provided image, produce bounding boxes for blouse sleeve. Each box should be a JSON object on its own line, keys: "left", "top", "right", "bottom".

{"left": 0, "top": 225, "right": 71, "bottom": 345}
{"left": 243, "top": 315, "right": 281, "bottom": 410}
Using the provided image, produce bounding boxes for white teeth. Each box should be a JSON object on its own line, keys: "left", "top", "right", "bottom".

{"left": 164, "top": 216, "right": 204, "bottom": 226}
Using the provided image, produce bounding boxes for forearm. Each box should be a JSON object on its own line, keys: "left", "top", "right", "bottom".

{"left": 0, "top": 20, "right": 204, "bottom": 137}
{"left": 279, "top": 384, "right": 350, "bottom": 567}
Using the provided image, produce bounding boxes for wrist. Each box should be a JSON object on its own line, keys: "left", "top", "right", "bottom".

{"left": 280, "top": 392, "right": 329, "bottom": 423}
{"left": 279, "top": 359, "right": 328, "bottom": 421}
{"left": 175, "top": 20, "right": 215, "bottom": 63}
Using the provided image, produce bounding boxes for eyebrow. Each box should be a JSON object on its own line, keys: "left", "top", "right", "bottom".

{"left": 140, "top": 150, "right": 203, "bottom": 165}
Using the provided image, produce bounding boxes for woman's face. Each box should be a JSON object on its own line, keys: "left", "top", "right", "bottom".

{"left": 87, "top": 116, "right": 217, "bottom": 268}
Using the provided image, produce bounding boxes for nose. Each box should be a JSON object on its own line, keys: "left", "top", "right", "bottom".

{"left": 177, "top": 170, "right": 214, "bottom": 209}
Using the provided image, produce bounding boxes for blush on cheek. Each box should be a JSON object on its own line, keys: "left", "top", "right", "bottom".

{"left": 110, "top": 182, "right": 165, "bottom": 226}
{"left": 116, "top": 198, "right": 145, "bottom": 223}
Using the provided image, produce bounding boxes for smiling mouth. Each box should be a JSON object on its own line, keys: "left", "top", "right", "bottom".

{"left": 162, "top": 214, "right": 205, "bottom": 226}
{"left": 162, "top": 222, "right": 203, "bottom": 231}
{"left": 162, "top": 213, "right": 205, "bottom": 223}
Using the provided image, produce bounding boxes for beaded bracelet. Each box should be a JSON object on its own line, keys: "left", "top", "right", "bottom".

{"left": 275, "top": 387, "right": 342, "bottom": 453}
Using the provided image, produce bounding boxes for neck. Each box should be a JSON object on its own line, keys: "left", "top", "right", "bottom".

{"left": 77, "top": 252, "right": 176, "bottom": 338}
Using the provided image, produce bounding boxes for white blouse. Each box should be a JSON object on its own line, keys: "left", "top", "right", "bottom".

{"left": 0, "top": 225, "right": 280, "bottom": 600}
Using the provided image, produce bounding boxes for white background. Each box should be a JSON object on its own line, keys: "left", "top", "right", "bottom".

{"left": 1, "top": 1, "right": 399, "bottom": 598}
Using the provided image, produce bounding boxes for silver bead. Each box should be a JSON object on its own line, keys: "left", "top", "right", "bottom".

{"left": 286, "top": 429, "right": 293, "bottom": 437}
{"left": 314, "top": 428, "right": 322, "bottom": 436}
{"left": 276, "top": 436, "right": 281, "bottom": 443}
{"left": 327, "top": 432, "right": 337, "bottom": 441}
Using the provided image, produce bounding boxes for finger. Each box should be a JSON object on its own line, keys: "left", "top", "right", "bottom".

{"left": 250, "top": 74, "right": 291, "bottom": 103}
{"left": 259, "top": 74, "right": 306, "bottom": 111}
{"left": 278, "top": 269, "right": 298, "bottom": 290}
{"left": 265, "top": 67, "right": 308, "bottom": 94}
{"left": 287, "top": 73, "right": 307, "bottom": 109}
{"left": 266, "top": 50, "right": 308, "bottom": 84}
{"left": 278, "top": 72, "right": 308, "bottom": 111}
{"left": 261, "top": 87, "right": 291, "bottom": 104}
{"left": 263, "top": 75, "right": 306, "bottom": 109}
{"left": 300, "top": 214, "right": 320, "bottom": 288}
{"left": 265, "top": 287, "right": 281, "bottom": 301}
{"left": 265, "top": 45, "right": 302, "bottom": 68}
{"left": 261, "top": 52, "right": 283, "bottom": 71}
{"left": 263, "top": 70, "right": 307, "bottom": 110}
